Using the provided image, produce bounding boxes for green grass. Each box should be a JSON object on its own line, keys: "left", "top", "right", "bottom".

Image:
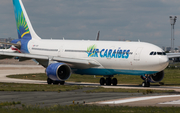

{"left": 0, "top": 82, "right": 174, "bottom": 94}
{"left": 85, "top": 87, "right": 176, "bottom": 94}
{"left": 0, "top": 101, "right": 21, "bottom": 107}
{"left": 0, "top": 104, "right": 180, "bottom": 113}
{"left": 161, "top": 68, "right": 180, "bottom": 86}
{"left": 7, "top": 68, "right": 180, "bottom": 86}
{"left": 0, "top": 83, "right": 83, "bottom": 92}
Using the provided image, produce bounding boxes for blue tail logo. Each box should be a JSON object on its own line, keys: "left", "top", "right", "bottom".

{"left": 13, "top": 0, "right": 32, "bottom": 40}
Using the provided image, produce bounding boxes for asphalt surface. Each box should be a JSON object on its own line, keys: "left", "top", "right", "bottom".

{"left": 0, "top": 64, "right": 180, "bottom": 107}
{"left": 0, "top": 89, "right": 174, "bottom": 107}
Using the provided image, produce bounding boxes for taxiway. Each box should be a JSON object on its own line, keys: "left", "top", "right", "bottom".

{"left": 0, "top": 64, "right": 180, "bottom": 106}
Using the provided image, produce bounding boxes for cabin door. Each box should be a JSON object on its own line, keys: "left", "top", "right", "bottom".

{"left": 134, "top": 47, "right": 143, "bottom": 61}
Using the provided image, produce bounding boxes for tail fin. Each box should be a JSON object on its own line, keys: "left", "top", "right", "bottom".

{"left": 13, "top": 0, "right": 41, "bottom": 40}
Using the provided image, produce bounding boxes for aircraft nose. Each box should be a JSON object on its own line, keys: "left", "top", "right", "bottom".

{"left": 159, "top": 56, "right": 169, "bottom": 69}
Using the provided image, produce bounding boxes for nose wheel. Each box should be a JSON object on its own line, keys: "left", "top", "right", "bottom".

{"left": 142, "top": 76, "right": 150, "bottom": 87}
{"left": 142, "top": 81, "right": 150, "bottom": 87}
{"left": 100, "top": 77, "right": 117, "bottom": 86}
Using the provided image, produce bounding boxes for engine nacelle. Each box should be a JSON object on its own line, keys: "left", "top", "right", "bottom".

{"left": 141, "top": 71, "right": 164, "bottom": 83}
{"left": 46, "top": 63, "right": 71, "bottom": 81}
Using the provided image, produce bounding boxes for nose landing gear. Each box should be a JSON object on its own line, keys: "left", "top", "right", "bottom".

{"left": 142, "top": 75, "right": 150, "bottom": 87}
{"left": 100, "top": 77, "right": 117, "bottom": 86}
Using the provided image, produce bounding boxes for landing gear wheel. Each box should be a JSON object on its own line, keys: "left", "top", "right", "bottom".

{"left": 112, "top": 78, "right": 117, "bottom": 86}
{"left": 100, "top": 78, "right": 105, "bottom": 85}
{"left": 47, "top": 78, "right": 53, "bottom": 84}
{"left": 106, "top": 78, "right": 112, "bottom": 86}
{"left": 142, "top": 82, "right": 146, "bottom": 87}
{"left": 147, "top": 82, "right": 150, "bottom": 87}
{"left": 53, "top": 81, "right": 59, "bottom": 85}
{"left": 142, "top": 81, "right": 150, "bottom": 87}
{"left": 60, "top": 81, "right": 65, "bottom": 85}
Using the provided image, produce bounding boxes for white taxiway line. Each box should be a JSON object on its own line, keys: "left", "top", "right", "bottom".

{"left": 159, "top": 100, "right": 180, "bottom": 104}
{"left": 99, "top": 95, "right": 180, "bottom": 104}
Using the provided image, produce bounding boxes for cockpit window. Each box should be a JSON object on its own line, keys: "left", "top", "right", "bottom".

{"left": 150, "top": 51, "right": 166, "bottom": 56}
{"left": 157, "top": 52, "right": 162, "bottom": 55}
{"left": 150, "top": 52, "right": 154, "bottom": 55}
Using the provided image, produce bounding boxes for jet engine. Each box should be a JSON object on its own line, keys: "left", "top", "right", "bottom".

{"left": 141, "top": 71, "right": 164, "bottom": 83}
{"left": 46, "top": 63, "right": 71, "bottom": 81}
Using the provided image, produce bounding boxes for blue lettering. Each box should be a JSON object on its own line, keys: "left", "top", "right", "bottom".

{"left": 125, "top": 50, "right": 130, "bottom": 59}
{"left": 94, "top": 49, "right": 99, "bottom": 57}
{"left": 100, "top": 49, "right": 105, "bottom": 58}
{"left": 87, "top": 47, "right": 130, "bottom": 59}
{"left": 107, "top": 49, "right": 112, "bottom": 58}
{"left": 117, "top": 50, "right": 122, "bottom": 58}
{"left": 104, "top": 49, "right": 108, "bottom": 57}
{"left": 122, "top": 50, "right": 126, "bottom": 58}
{"left": 111, "top": 49, "right": 116, "bottom": 58}
{"left": 88, "top": 49, "right": 93, "bottom": 57}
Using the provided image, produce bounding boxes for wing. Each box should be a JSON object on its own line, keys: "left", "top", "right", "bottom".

{"left": 166, "top": 53, "right": 180, "bottom": 58}
{"left": 0, "top": 51, "right": 100, "bottom": 69}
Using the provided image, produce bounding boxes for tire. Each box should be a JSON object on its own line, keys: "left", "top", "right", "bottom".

{"left": 100, "top": 78, "right": 105, "bottom": 85}
{"left": 142, "top": 82, "right": 150, "bottom": 87}
{"left": 106, "top": 78, "right": 111, "bottom": 86}
{"left": 112, "top": 78, "right": 117, "bottom": 86}
{"left": 147, "top": 82, "right": 150, "bottom": 87}
{"left": 47, "top": 78, "right": 53, "bottom": 84}
{"left": 60, "top": 81, "right": 65, "bottom": 85}
{"left": 53, "top": 81, "right": 59, "bottom": 85}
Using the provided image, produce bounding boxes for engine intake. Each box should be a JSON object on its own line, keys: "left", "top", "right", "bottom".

{"left": 141, "top": 71, "right": 164, "bottom": 83}
{"left": 46, "top": 63, "right": 71, "bottom": 81}
{"left": 149, "top": 71, "right": 164, "bottom": 83}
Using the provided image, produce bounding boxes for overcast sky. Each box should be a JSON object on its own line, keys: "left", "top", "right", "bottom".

{"left": 0, "top": 0, "right": 180, "bottom": 48}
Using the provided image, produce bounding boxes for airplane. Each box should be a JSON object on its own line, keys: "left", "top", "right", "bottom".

{"left": 0, "top": 0, "right": 170, "bottom": 87}
{"left": 0, "top": 45, "right": 20, "bottom": 53}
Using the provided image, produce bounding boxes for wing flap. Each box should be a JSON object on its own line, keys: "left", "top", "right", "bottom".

{"left": 52, "top": 56, "right": 100, "bottom": 69}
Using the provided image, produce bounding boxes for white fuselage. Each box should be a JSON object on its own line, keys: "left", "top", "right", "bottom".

{"left": 28, "top": 39, "right": 169, "bottom": 76}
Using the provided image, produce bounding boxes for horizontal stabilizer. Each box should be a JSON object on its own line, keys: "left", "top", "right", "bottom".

{"left": 0, "top": 42, "right": 21, "bottom": 49}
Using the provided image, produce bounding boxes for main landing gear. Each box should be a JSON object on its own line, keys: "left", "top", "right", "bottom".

{"left": 47, "top": 78, "right": 65, "bottom": 85}
{"left": 100, "top": 77, "right": 117, "bottom": 86}
{"left": 141, "top": 75, "right": 150, "bottom": 87}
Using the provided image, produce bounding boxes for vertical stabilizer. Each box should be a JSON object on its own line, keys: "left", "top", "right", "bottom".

{"left": 13, "top": 0, "right": 41, "bottom": 40}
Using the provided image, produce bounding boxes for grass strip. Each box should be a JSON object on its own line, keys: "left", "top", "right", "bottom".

{"left": 0, "top": 83, "right": 83, "bottom": 92}
{"left": 85, "top": 87, "right": 176, "bottom": 94}
{"left": 0, "top": 104, "right": 180, "bottom": 113}
{"left": 0, "top": 82, "right": 176, "bottom": 94}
